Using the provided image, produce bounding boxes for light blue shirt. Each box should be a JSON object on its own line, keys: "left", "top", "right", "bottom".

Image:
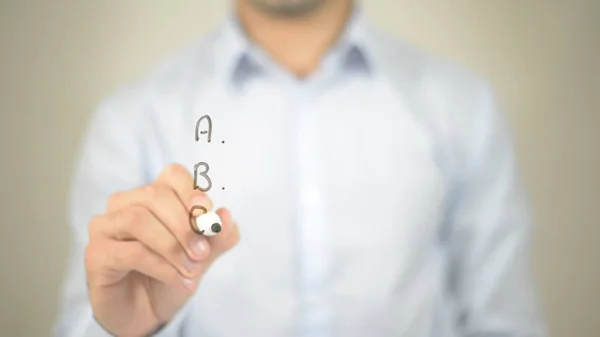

{"left": 54, "top": 8, "right": 546, "bottom": 337}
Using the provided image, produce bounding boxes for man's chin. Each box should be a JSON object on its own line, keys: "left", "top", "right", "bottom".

{"left": 248, "top": 0, "right": 327, "bottom": 18}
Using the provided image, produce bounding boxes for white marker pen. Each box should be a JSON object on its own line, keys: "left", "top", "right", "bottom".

{"left": 189, "top": 205, "right": 222, "bottom": 236}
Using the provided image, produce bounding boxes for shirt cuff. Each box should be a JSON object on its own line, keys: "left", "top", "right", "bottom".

{"left": 82, "top": 301, "right": 191, "bottom": 337}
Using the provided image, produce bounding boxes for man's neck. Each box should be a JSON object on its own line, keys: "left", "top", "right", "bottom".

{"left": 236, "top": 0, "right": 353, "bottom": 78}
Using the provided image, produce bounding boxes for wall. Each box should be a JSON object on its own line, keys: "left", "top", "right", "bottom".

{"left": 0, "top": 1, "right": 598, "bottom": 336}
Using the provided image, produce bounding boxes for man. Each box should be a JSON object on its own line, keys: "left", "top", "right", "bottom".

{"left": 53, "top": 0, "right": 546, "bottom": 336}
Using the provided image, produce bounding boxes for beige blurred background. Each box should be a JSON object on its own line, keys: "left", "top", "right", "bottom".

{"left": 1, "top": 1, "right": 599, "bottom": 336}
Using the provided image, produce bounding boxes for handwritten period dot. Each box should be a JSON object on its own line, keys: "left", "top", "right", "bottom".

{"left": 221, "top": 140, "right": 225, "bottom": 144}
{"left": 222, "top": 187, "right": 225, "bottom": 190}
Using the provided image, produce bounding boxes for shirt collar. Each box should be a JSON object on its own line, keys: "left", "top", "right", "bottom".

{"left": 213, "top": 4, "right": 377, "bottom": 86}
{"left": 334, "top": 5, "right": 375, "bottom": 74}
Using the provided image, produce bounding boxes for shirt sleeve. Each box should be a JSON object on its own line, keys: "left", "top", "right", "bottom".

{"left": 52, "top": 88, "right": 192, "bottom": 337}
{"left": 446, "top": 82, "right": 548, "bottom": 336}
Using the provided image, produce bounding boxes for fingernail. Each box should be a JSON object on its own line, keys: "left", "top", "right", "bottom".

{"left": 182, "top": 277, "right": 195, "bottom": 290}
{"left": 190, "top": 237, "right": 209, "bottom": 259}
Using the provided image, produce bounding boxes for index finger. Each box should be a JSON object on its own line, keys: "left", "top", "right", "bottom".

{"left": 157, "top": 163, "right": 214, "bottom": 212}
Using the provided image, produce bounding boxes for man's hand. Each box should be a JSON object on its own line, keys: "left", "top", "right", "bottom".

{"left": 84, "top": 164, "right": 240, "bottom": 336}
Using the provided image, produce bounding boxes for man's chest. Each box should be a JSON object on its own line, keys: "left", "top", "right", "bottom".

{"left": 149, "top": 80, "right": 450, "bottom": 334}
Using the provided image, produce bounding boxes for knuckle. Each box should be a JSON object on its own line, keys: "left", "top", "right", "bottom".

{"left": 142, "top": 185, "right": 174, "bottom": 215}
{"left": 87, "top": 215, "right": 103, "bottom": 234}
{"left": 148, "top": 183, "right": 173, "bottom": 201}
{"left": 107, "top": 191, "right": 124, "bottom": 209}
{"left": 142, "top": 184, "right": 159, "bottom": 198}
{"left": 123, "top": 206, "right": 148, "bottom": 227}
{"left": 85, "top": 243, "right": 107, "bottom": 272}
{"left": 142, "top": 184, "right": 163, "bottom": 204}
{"left": 164, "top": 163, "right": 187, "bottom": 181}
